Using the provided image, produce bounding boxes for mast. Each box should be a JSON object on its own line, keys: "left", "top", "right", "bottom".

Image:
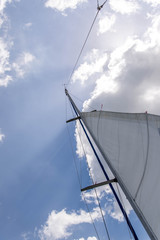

{"left": 65, "top": 88, "right": 141, "bottom": 240}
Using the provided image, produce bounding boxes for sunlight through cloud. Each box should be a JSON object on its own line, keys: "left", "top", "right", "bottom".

{"left": 109, "top": 0, "right": 140, "bottom": 15}
{"left": 13, "top": 52, "right": 35, "bottom": 78}
{"left": 98, "top": 13, "right": 116, "bottom": 35}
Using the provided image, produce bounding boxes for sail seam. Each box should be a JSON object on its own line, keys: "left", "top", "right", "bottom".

{"left": 135, "top": 113, "right": 150, "bottom": 200}
{"left": 97, "top": 110, "right": 102, "bottom": 144}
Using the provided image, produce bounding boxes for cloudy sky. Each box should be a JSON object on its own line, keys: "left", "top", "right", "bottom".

{"left": 0, "top": 0, "right": 160, "bottom": 239}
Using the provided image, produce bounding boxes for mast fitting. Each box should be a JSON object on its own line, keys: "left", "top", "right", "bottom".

{"left": 66, "top": 116, "right": 81, "bottom": 123}
{"left": 81, "top": 178, "right": 117, "bottom": 192}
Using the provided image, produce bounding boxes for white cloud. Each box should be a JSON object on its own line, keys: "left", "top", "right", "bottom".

{"left": 0, "top": 131, "right": 5, "bottom": 142}
{"left": 79, "top": 237, "right": 97, "bottom": 240}
{"left": 144, "top": 14, "right": 160, "bottom": 49}
{"left": 0, "top": 75, "right": 12, "bottom": 87}
{"left": 0, "top": 38, "right": 11, "bottom": 74}
{"left": 0, "top": 0, "right": 12, "bottom": 13}
{"left": 92, "top": 74, "right": 118, "bottom": 96}
{"left": 22, "top": 52, "right": 35, "bottom": 64}
{"left": 109, "top": 0, "right": 140, "bottom": 15}
{"left": 98, "top": 14, "right": 116, "bottom": 35}
{"left": 72, "top": 49, "right": 108, "bottom": 84}
{"left": 142, "top": 0, "right": 160, "bottom": 7}
{"left": 45, "top": 0, "right": 87, "bottom": 13}
{"left": 82, "top": 187, "right": 107, "bottom": 205}
{"left": 24, "top": 22, "right": 32, "bottom": 29}
{"left": 21, "top": 232, "right": 32, "bottom": 240}
{"left": 38, "top": 208, "right": 102, "bottom": 240}
{"left": 75, "top": 121, "right": 106, "bottom": 182}
{"left": 0, "top": 38, "right": 12, "bottom": 87}
{"left": 0, "top": 1, "right": 34, "bottom": 86}
{"left": 13, "top": 52, "right": 35, "bottom": 78}
{"left": 0, "top": 0, "right": 26, "bottom": 87}
{"left": 143, "top": 88, "right": 160, "bottom": 101}
{"left": 0, "top": 0, "right": 12, "bottom": 27}
{"left": 105, "top": 186, "right": 132, "bottom": 222}
{"left": 81, "top": 14, "right": 160, "bottom": 114}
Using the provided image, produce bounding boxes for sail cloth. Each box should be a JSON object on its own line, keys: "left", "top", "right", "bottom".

{"left": 81, "top": 111, "right": 160, "bottom": 240}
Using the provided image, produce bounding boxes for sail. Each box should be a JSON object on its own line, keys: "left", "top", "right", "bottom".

{"left": 80, "top": 110, "right": 160, "bottom": 240}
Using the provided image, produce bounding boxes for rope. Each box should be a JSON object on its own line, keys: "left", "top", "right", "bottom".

{"left": 66, "top": 0, "right": 108, "bottom": 86}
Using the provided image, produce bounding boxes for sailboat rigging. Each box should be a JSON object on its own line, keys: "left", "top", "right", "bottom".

{"left": 64, "top": 1, "right": 160, "bottom": 239}
{"left": 65, "top": 88, "right": 160, "bottom": 240}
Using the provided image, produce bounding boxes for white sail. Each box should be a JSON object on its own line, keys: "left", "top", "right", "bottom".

{"left": 81, "top": 110, "right": 160, "bottom": 240}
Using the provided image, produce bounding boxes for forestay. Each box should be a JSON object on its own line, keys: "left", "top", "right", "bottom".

{"left": 81, "top": 111, "right": 160, "bottom": 240}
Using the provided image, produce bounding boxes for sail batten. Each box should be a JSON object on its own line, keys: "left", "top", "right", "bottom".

{"left": 80, "top": 110, "right": 160, "bottom": 240}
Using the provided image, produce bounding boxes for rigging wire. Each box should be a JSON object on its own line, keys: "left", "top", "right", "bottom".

{"left": 69, "top": 101, "right": 83, "bottom": 186}
{"left": 66, "top": 125, "right": 101, "bottom": 240}
{"left": 64, "top": 0, "right": 138, "bottom": 237}
{"left": 65, "top": 99, "right": 101, "bottom": 240}
{"left": 66, "top": 0, "right": 108, "bottom": 86}
{"left": 66, "top": 126, "right": 101, "bottom": 240}
{"left": 66, "top": 11, "right": 99, "bottom": 85}
{"left": 97, "top": 0, "right": 99, "bottom": 8}
{"left": 70, "top": 92, "right": 95, "bottom": 111}
{"left": 65, "top": 1, "right": 111, "bottom": 237}
{"left": 115, "top": 182, "right": 133, "bottom": 240}
{"left": 76, "top": 119, "right": 111, "bottom": 240}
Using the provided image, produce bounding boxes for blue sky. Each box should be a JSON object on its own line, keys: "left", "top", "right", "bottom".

{"left": 0, "top": 0, "right": 160, "bottom": 239}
